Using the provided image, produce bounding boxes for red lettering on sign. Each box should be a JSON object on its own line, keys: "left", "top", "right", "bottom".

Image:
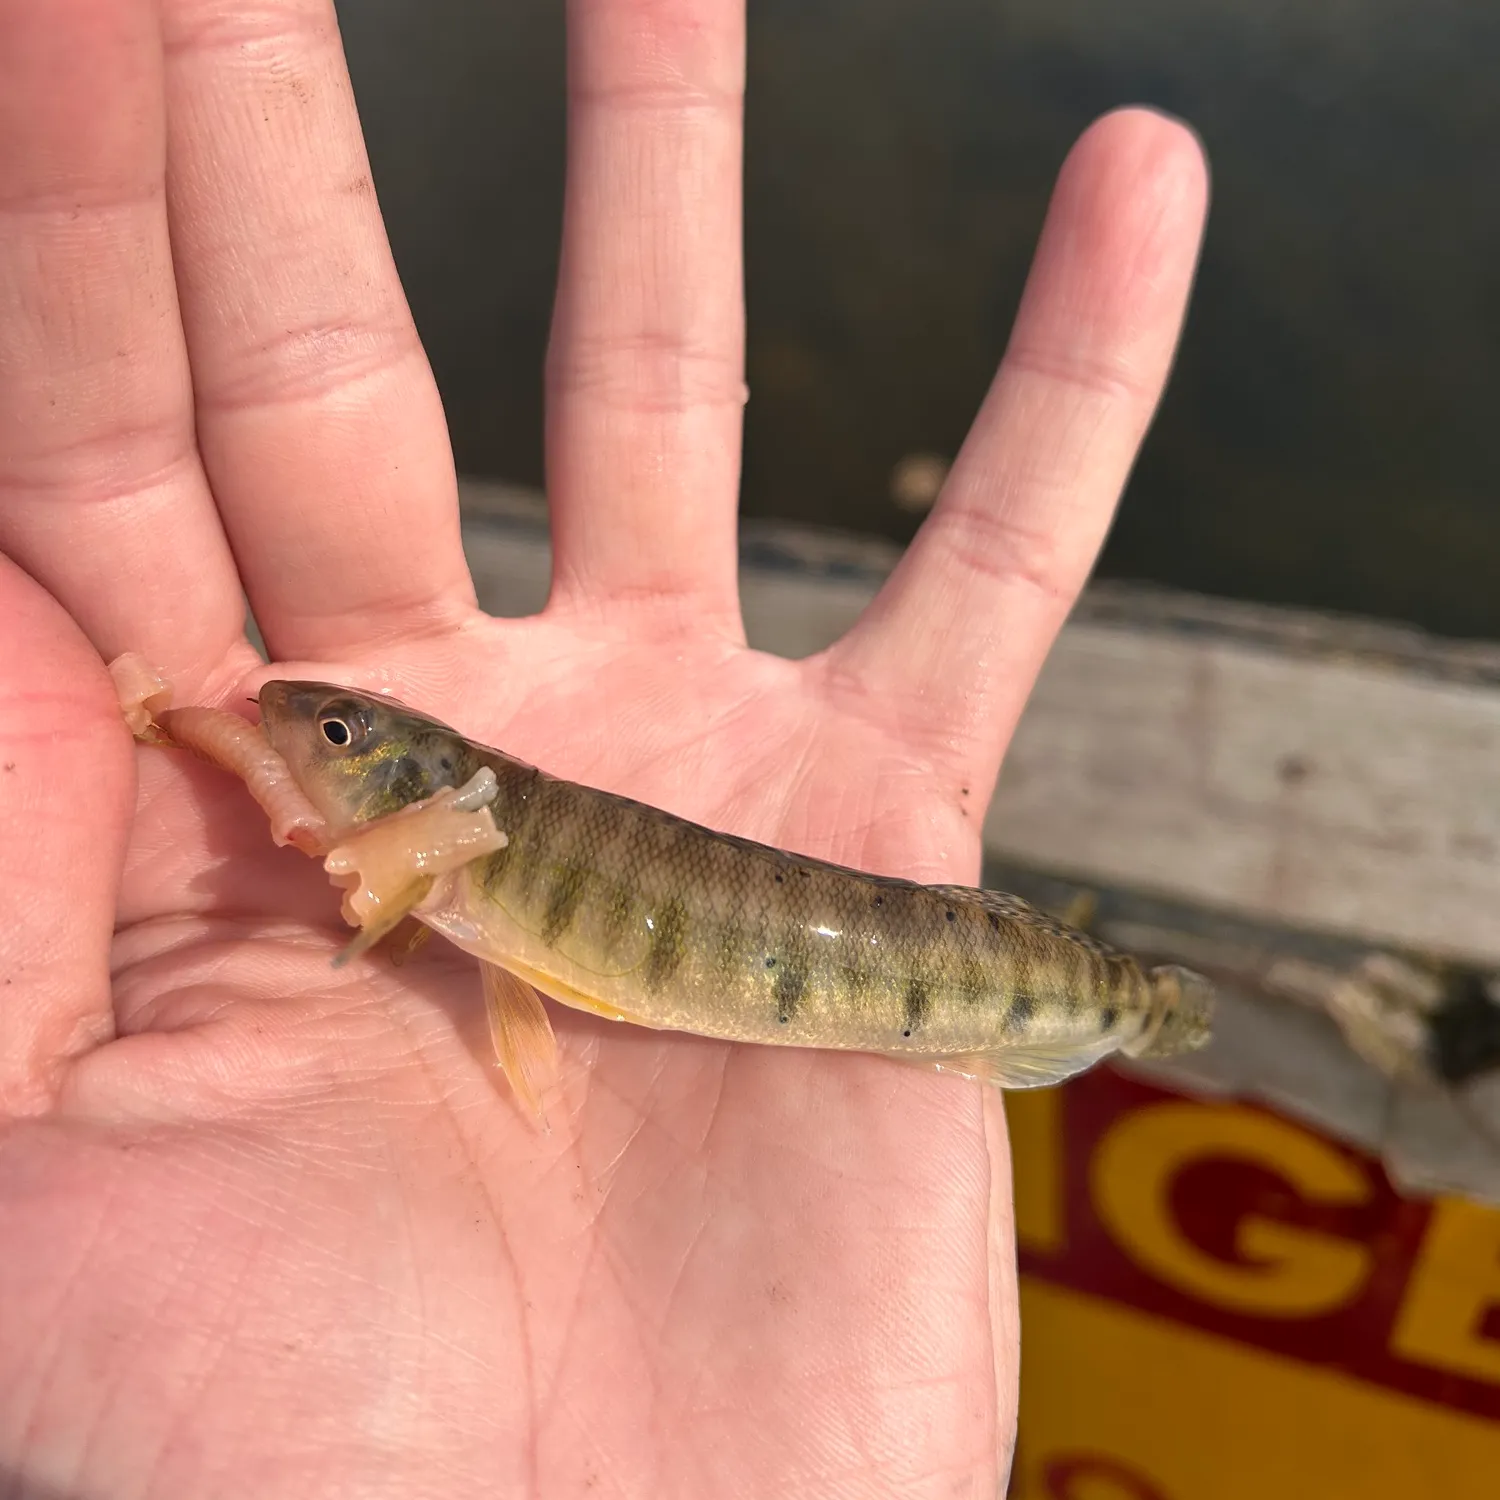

{"left": 1013, "top": 1067, "right": 1500, "bottom": 1420}
{"left": 1044, "top": 1451, "right": 1172, "bottom": 1500}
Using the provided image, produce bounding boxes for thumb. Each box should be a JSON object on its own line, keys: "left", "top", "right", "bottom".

{"left": 0, "top": 556, "right": 132, "bottom": 1114}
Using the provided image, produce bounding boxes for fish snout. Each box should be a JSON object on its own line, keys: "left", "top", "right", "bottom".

{"left": 257, "top": 681, "right": 291, "bottom": 716}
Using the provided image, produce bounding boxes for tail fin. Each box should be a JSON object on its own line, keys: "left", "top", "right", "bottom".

{"left": 1123, "top": 965, "right": 1215, "bottom": 1058}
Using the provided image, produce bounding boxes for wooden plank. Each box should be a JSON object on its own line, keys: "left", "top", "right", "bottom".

{"left": 995, "top": 622, "right": 1500, "bottom": 966}
{"left": 457, "top": 479, "right": 1500, "bottom": 965}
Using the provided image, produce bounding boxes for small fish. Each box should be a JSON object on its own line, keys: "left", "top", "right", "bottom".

{"left": 255, "top": 681, "right": 1214, "bottom": 1113}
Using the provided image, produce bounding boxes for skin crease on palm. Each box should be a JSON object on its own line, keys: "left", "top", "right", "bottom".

{"left": 0, "top": 0, "right": 1207, "bottom": 1496}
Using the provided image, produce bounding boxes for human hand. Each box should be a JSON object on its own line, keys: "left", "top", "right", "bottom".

{"left": 0, "top": 1, "right": 1206, "bottom": 1495}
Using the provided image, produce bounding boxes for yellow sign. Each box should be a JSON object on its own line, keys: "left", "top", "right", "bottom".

{"left": 1009, "top": 1281, "right": 1500, "bottom": 1500}
{"left": 1005, "top": 1068, "right": 1500, "bottom": 1491}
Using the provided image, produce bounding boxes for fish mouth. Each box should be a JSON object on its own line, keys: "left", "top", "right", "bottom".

{"left": 256, "top": 680, "right": 321, "bottom": 752}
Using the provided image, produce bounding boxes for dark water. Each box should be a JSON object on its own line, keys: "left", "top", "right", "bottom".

{"left": 339, "top": 0, "right": 1500, "bottom": 639}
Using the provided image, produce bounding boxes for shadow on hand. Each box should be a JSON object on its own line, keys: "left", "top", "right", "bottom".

{"left": 0, "top": 1469, "right": 87, "bottom": 1500}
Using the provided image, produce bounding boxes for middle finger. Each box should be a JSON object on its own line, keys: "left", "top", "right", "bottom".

{"left": 545, "top": 0, "right": 748, "bottom": 633}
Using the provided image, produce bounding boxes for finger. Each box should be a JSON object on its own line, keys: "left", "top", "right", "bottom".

{"left": 829, "top": 110, "right": 1208, "bottom": 789}
{"left": 545, "top": 0, "right": 747, "bottom": 629}
{"left": 0, "top": 0, "right": 246, "bottom": 691}
{"left": 983, "top": 1088, "right": 1021, "bottom": 1475}
{"left": 0, "top": 556, "right": 131, "bottom": 1114}
{"left": 159, "top": 0, "right": 475, "bottom": 662}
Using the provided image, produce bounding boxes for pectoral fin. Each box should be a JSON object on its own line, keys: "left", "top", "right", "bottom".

{"left": 923, "top": 1035, "right": 1122, "bottom": 1090}
{"left": 331, "top": 875, "right": 436, "bottom": 968}
{"left": 481, "top": 962, "right": 559, "bottom": 1124}
{"left": 322, "top": 786, "right": 507, "bottom": 969}
{"left": 386, "top": 917, "right": 433, "bottom": 967}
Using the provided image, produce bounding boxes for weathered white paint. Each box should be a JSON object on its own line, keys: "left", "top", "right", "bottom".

{"left": 993, "top": 625, "right": 1500, "bottom": 965}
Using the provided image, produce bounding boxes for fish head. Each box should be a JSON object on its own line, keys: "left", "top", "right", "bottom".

{"left": 258, "top": 680, "right": 476, "bottom": 830}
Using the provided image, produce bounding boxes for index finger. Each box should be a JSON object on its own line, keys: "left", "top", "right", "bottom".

{"left": 829, "top": 111, "right": 1208, "bottom": 793}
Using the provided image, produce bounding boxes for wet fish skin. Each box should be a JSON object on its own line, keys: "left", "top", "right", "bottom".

{"left": 258, "top": 681, "right": 1213, "bottom": 1087}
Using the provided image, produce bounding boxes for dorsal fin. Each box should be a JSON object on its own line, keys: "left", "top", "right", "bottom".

{"left": 924, "top": 883, "right": 1117, "bottom": 957}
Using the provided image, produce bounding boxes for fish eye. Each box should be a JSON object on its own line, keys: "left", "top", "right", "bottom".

{"left": 319, "top": 716, "right": 354, "bottom": 748}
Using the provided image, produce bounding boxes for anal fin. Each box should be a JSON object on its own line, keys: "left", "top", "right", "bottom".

{"left": 922, "top": 1034, "right": 1122, "bottom": 1090}
{"left": 481, "top": 962, "right": 559, "bottom": 1125}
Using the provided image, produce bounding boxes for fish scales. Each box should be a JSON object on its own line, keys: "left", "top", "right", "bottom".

{"left": 464, "top": 779, "right": 1171, "bottom": 1060}
{"left": 258, "top": 682, "right": 1212, "bottom": 1086}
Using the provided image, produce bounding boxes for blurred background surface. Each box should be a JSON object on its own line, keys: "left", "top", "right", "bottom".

{"left": 338, "top": 0, "right": 1500, "bottom": 640}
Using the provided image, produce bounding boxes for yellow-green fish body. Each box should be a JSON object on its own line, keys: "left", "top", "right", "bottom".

{"left": 258, "top": 681, "right": 1212, "bottom": 1091}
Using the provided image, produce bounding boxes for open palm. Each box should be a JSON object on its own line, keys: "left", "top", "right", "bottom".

{"left": 0, "top": 3, "right": 1205, "bottom": 1496}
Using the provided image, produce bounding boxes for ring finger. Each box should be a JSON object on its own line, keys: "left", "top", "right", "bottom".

{"left": 160, "top": 0, "right": 477, "bottom": 664}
